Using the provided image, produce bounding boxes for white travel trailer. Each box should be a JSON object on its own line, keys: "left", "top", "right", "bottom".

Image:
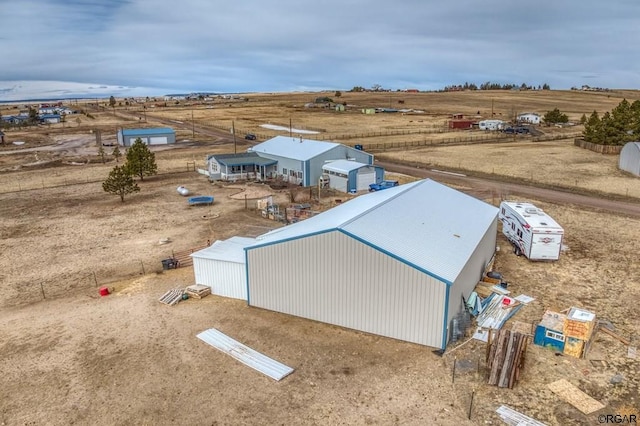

{"left": 498, "top": 201, "right": 564, "bottom": 261}
{"left": 479, "top": 120, "right": 505, "bottom": 131}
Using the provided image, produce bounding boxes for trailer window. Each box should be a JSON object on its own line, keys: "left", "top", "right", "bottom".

{"left": 511, "top": 223, "right": 515, "bottom": 230}
{"left": 517, "top": 229, "right": 523, "bottom": 238}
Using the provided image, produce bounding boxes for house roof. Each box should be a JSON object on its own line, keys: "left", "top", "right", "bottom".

{"left": 248, "top": 136, "right": 340, "bottom": 161}
{"left": 322, "top": 159, "right": 371, "bottom": 173}
{"left": 191, "top": 236, "right": 256, "bottom": 263}
{"left": 210, "top": 152, "right": 277, "bottom": 167}
{"left": 248, "top": 179, "right": 498, "bottom": 284}
{"left": 121, "top": 127, "right": 175, "bottom": 136}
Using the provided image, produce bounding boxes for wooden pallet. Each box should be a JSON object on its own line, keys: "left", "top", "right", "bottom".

{"left": 185, "top": 284, "right": 211, "bottom": 299}
{"left": 159, "top": 288, "right": 184, "bottom": 306}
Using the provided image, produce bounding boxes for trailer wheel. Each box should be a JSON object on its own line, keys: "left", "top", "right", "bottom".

{"left": 514, "top": 246, "right": 522, "bottom": 256}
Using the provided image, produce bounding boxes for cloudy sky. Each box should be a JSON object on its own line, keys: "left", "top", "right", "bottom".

{"left": 2, "top": 0, "right": 640, "bottom": 101}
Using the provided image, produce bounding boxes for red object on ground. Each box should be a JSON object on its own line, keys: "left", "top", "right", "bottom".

{"left": 99, "top": 286, "right": 110, "bottom": 296}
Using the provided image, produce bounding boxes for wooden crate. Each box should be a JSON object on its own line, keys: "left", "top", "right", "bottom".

{"left": 563, "top": 307, "right": 596, "bottom": 340}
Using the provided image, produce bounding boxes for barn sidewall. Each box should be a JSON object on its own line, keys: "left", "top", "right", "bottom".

{"left": 246, "top": 230, "right": 448, "bottom": 348}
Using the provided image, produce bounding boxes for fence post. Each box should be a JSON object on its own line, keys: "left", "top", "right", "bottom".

{"left": 93, "top": 271, "right": 98, "bottom": 287}
{"left": 140, "top": 260, "right": 146, "bottom": 275}
{"left": 40, "top": 282, "right": 46, "bottom": 300}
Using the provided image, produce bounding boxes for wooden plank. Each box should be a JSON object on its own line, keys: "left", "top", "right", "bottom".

{"left": 598, "top": 326, "right": 630, "bottom": 346}
{"left": 488, "top": 329, "right": 509, "bottom": 385}
{"left": 498, "top": 331, "right": 516, "bottom": 388}
{"left": 548, "top": 379, "right": 605, "bottom": 414}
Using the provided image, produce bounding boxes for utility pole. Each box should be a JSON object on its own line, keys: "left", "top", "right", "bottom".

{"left": 232, "top": 120, "right": 237, "bottom": 154}
{"left": 191, "top": 107, "right": 195, "bottom": 138}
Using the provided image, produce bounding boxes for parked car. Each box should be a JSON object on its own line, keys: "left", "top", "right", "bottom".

{"left": 244, "top": 133, "right": 257, "bottom": 140}
{"left": 369, "top": 180, "right": 399, "bottom": 192}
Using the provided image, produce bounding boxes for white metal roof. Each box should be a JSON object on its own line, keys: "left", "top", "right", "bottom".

{"left": 248, "top": 135, "right": 340, "bottom": 161}
{"left": 322, "top": 159, "right": 370, "bottom": 173}
{"left": 191, "top": 236, "right": 256, "bottom": 263}
{"left": 249, "top": 179, "right": 498, "bottom": 284}
{"left": 197, "top": 328, "right": 294, "bottom": 381}
{"left": 501, "top": 201, "right": 563, "bottom": 231}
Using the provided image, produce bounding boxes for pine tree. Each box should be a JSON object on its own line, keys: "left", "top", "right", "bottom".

{"left": 112, "top": 145, "right": 122, "bottom": 163}
{"left": 102, "top": 165, "right": 139, "bottom": 202}
{"left": 125, "top": 138, "right": 157, "bottom": 181}
{"left": 98, "top": 145, "right": 106, "bottom": 163}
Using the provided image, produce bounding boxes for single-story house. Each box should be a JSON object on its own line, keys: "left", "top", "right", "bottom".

{"left": 207, "top": 152, "right": 278, "bottom": 182}
{"left": 321, "top": 159, "right": 384, "bottom": 192}
{"left": 479, "top": 120, "right": 505, "bottom": 131}
{"left": 517, "top": 113, "right": 541, "bottom": 124}
{"left": 619, "top": 141, "right": 640, "bottom": 177}
{"left": 244, "top": 179, "right": 499, "bottom": 349}
{"left": 117, "top": 127, "right": 176, "bottom": 146}
{"left": 39, "top": 114, "right": 61, "bottom": 124}
{"left": 191, "top": 237, "right": 256, "bottom": 300}
{"left": 244, "top": 136, "right": 374, "bottom": 186}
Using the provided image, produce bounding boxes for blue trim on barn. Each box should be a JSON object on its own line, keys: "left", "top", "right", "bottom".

{"left": 247, "top": 228, "right": 452, "bottom": 286}
{"left": 304, "top": 160, "right": 311, "bottom": 186}
{"left": 122, "top": 127, "right": 175, "bottom": 136}
{"left": 442, "top": 286, "right": 450, "bottom": 349}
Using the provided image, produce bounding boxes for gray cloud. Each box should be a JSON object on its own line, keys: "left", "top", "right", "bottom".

{"left": 2, "top": 0, "right": 640, "bottom": 100}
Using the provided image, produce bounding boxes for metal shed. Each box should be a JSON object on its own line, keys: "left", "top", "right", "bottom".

{"left": 321, "top": 159, "right": 384, "bottom": 192}
{"left": 619, "top": 141, "right": 640, "bottom": 177}
{"left": 117, "top": 127, "right": 176, "bottom": 147}
{"left": 248, "top": 136, "right": 373, "bottom": 187}
{"left": 245, "top": 179, "right": 498, "bottom": 349}
{"left": 191, "top": 237, "right": 256, "bottom": 300}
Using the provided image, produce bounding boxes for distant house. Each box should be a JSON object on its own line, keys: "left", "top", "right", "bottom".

{"left": 321, "top": 159, "right": 384, "bottom": 193}
{"left": 619, "top": 142, "right": 640, "bottom": 177}
{"left": 116, "top": 127, "right": 176, "bottom": 146}
{"left": 478, "top": 120, "right": 505, "bottom": 131}
{"left": 517, "top": 113, "right": 541, "bottom": 124}
{"left": 39, "top": 114, "right": 61, "bottom": 124}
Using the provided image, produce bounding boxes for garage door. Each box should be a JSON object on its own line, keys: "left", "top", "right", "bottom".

{"left": 149, "top": 136, "right": 168, "bottom": 145}
{"left": 330, "top": 176, "right": 348, "bottom": 193}
{"left": 356, "top": 170, "right": 376, "bottom": 191}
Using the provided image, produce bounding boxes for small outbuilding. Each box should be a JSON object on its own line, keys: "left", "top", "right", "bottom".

{"left": 117, "top": 127, "right": 176, "bottom": 147}
{"left": 191, "top": 237, "right": 256, "bottom": 300}
{"left": 39, "top": 114, "right": 61, "bottom": 124}
{"left": 619, "top": 141, "right": 640, "bottom": 177}
{"left": 517, "top": 113, "right": 541, "bottom": 124}
{"left": 534, "top": 310, "right": 567, "bottom": 352}
{"left": 321, "top": 159, "right": 384, "bottom": 192}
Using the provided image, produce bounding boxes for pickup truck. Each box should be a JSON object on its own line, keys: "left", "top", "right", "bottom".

{"left": 368, "top": 180, "right": 399, "bottom": 192}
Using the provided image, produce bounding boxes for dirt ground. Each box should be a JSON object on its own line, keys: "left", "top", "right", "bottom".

{"left": 1, "top": 94, "right": 639, "bottom": 425}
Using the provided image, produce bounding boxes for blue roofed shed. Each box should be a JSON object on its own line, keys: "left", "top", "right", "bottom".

{"left": 117, "top": 127, "right": 176, "bottom": 146}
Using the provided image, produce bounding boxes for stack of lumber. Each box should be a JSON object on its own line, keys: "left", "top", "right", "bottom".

{"left": 486, "top": 329, "right": 528, "bottom": 388}
{"left": 185, "top": 284, "right": 211, "bottom": 299}
{"left": 159, "top": 288, "right": 184, "bottom": 306}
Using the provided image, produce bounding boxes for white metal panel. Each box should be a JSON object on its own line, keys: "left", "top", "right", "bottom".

{"left": 329, "top": 175, "right": 348, "bottom": 192}
{"left": 193, "top": 258, "right": 247, "bottom": 300}
{"left": 530, "top": 233, "right": 562, "bottom": 261}
{"left": 356, "top": 170, "right": 375, "bottom": 191}
{"left": 323, "top": 159, "right": 368, "bottom": 174}
{"left": 148, "top": 136, "right": 168, "bottom": 145}
{"left": 248, "top": 231, "right": 448, "bottom": 348}
{"left": 197, "top": 328, "right": 294, "bottom": 381}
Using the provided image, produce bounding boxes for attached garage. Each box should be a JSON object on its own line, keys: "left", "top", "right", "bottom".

{"left": 322, "top": 159, "right": 384, "bottom": 193}
{"left": 117, "top": 127, "right": 176, "bottom": 147}
{"left": 191, "top": 237, "right": 255, "bottom": 300}
{"left": 245, "top": 179, "right": 498, "bottom": 349}
{"left": 619, "top": 141, "right": 640, "bottom": 177}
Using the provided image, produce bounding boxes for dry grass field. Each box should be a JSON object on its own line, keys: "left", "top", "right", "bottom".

{"left": 1, "top": 90, "right": 639, "bottom": 425}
